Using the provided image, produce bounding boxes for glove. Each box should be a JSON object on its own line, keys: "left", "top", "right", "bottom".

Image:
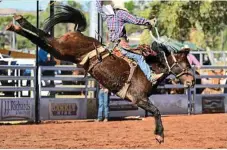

{"left": 150, "top": 17, "right": 157, "bottom": 26}
{"left": 147, "top": 24, "right": 153, "bottom": 30}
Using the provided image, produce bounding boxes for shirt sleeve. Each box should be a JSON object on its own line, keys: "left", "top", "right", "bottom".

{"left": 96, "top": 0, "right": 107, "bottom": 20}
{"left": 118, "top": 10, "right": 150, "bottom": 25}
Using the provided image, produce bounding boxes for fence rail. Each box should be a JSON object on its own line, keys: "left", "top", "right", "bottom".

{"left": 191, "top": 51, "right": 227, "bottom": 65}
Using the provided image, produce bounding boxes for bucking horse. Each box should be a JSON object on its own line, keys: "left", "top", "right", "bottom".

{"left": 5, "top": 5, "right": 195, "bottom": 143}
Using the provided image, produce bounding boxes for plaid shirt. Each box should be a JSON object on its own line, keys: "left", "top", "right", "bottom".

{"left": 96, "top": 0, "right": 150, "bottom": 42}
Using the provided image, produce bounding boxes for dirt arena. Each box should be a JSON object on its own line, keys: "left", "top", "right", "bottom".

{"left": 0, "top": 114, "right": 226, "bottom": 149}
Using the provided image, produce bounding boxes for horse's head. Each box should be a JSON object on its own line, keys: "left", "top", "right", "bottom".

{"left": 168, "top": 48, "right": 195, "bottom": 87}
{"left": 143, "top": 42, "right": 195, "bottom": 88}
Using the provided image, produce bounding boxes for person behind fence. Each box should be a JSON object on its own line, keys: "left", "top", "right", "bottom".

{"left": 96, "top": 84, "right": 109, "bottom": 122}
{"left": 96, "top": 0, "right": 163, "bottom": 83}
{"left": 187, "top": 53, "right": 201, "bottom": 69}
{"left": 38, "top": 48, "right": 56, "bottom": 88}
{"left": 38, "top": 48, "right": 48, "bottom": 65}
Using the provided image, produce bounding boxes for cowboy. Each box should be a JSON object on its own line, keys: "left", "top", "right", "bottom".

{"left": 96, "top": 0, "right": 163, "bottom": 83}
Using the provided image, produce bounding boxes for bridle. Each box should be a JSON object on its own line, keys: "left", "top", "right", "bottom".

{"left": 161, "top": 51, "right": 192, "bottom": 78}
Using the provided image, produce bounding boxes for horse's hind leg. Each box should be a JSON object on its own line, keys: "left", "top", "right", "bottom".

{"left": 137, "top": 99, "right": 164, "bottom": 143}
{"left": 5, "top": 23, "right": 62, "bottom": 59}
{"left": 14, "top": 15, "right": 50, "bottom": 38}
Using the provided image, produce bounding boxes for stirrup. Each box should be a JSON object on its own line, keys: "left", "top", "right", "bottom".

{"left": 151, "top": 80, "right": 157, "bottom": 84}
{"left": 150, "top": 73, "right": 164, "bottom": 83}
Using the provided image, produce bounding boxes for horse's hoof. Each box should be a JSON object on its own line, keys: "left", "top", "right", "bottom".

{"left": 155, "top": 135, "right": 164, "bottom": 144}
{"left": 5, "top": 22, "right": 14, "bottom": 31}
{"left": 13, "top": 14, "right": 23, "bottom": 21}
{"left": 14, "top": 25, "right": 22, "bottom": 31}
{"left": 5, "top": 23, "right": 21, "bottom": 31}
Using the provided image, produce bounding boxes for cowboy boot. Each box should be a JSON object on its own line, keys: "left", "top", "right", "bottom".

{"left": 150, "top": 72, "right": 164, "bottom": 83}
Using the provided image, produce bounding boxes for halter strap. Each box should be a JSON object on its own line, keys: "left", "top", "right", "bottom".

{"left": 162, "top": 51, "right": 191, "bottom": 78}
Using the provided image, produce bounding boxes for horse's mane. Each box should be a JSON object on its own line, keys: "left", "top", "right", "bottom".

{"left": 136, "top": 42, "right": 171, "bottom": 74}
{"left": 151, "top": 41, "right": 170, "bottom": 55}
{"left": 43, "top": 5, "right": 87, "bottom": 32}
{"left": 139, "top": 42, "right": 169, "bottom": 64}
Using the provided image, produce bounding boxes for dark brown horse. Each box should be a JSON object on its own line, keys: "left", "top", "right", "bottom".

{"left": 5, "top": 5, "right": 195, "bottom": 143}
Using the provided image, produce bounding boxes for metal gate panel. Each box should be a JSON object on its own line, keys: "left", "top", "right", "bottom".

{"left": 0, "top": 65, "right": 36, "bottom": 121}
{"left": 39, "top": 98, "right": 87, "bottom": 120}
{"left": 194, "top": 94, "right": 227, "bottom": 114}
{"left": 109, "top": 96, "right": 145, "bottom": 117}
{"left": 0, "top": 98, "right": 34, "bottom": 121}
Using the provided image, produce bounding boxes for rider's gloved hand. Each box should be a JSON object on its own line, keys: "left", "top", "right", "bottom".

{"left": 145, "top": 17, "right": 157, "bottom": 30}
{"left": 150, "top": 18, "right": 157, "bottom": 26}
{"left": 146, "top": 23, "right": 153, "bottom": 30}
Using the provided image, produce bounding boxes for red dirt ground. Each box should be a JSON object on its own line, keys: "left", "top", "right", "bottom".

{"left": 0, "top": 114, "right": 226, "bottom": 149}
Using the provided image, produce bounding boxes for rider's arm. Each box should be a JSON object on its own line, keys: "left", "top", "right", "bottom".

{"left": 96, "top": 0, "right": 107, "bottom": 20}
{"left": 118, "top": 10, "right": 150, "bottom": 25}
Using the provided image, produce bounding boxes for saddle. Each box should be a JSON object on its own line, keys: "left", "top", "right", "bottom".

{"left": 112, "top": 44, "right": 157, "bottom": 98}
{"left": 112, "top": 47, "right": 134, "bottom": 64}
{"left": 112, "top": 44, "right": 157, "bottom": 64}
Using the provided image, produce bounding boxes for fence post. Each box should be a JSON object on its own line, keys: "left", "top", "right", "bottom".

{"left": 35, "top": 65, "right": 40, "bottom": 123}
{"left": 192, "top": 66, "right": 196, "bottom": 115}
{"left": 187, "top": 66, "right": 196, "bottom": 115}
{"left": 191, "top": 66, "right": 197, "bottom": 115}
{"left": 35, "top": 0, "right": 40, "bottom": 124}
{"left": 187, "top": 88, "right": 192, "bottom": 115}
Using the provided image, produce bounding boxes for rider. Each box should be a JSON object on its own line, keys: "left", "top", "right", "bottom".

{"left": 96, "top": 0, "right": 163, "bottom": 83}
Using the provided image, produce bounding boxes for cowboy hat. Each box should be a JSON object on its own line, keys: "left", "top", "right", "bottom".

{"left": 113, "top": 4, "right": 128, "bottom": 12}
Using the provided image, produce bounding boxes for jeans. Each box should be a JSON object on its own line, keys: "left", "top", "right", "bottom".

{"left": 98, "top": 89, "right": 109, "bottom": 120}
{"left": 120, "top": 48, "right": 152, "bottom": 80}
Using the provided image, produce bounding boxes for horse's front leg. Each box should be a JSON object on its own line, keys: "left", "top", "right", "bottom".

{"left": 137, "top": 98, "right": 164, "bottom": 143}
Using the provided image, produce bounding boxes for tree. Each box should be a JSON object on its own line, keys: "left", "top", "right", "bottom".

{"left": 137, "top": 0, "right": 227, "bottom": 49}
{"left": 124, "top": 0, "right": 135, "bottom": 14}
{"left": 124, "top": 0, "right": 150, "bottom": 38}
{"left": 0, "top": 16, "right": 15, "bottom": 49}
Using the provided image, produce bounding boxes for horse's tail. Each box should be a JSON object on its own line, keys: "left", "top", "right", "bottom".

{"left": 43, "top": 4, "right": 87, "bottom": 32}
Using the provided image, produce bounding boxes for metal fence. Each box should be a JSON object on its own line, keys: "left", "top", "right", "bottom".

{"left": 0, "top": 64, "right": 227, "bottom": 122}
{"left": 191, "top": 51, "right": 227, "bottom": 65}
{"left": 39, "top": 65, "right": 97, "bottom": 120}
{"left": 192, "top": 66, "right": 227, "bottom": 114}
{"left": 0, "top": 65, "right": 36, "bottom": 121}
